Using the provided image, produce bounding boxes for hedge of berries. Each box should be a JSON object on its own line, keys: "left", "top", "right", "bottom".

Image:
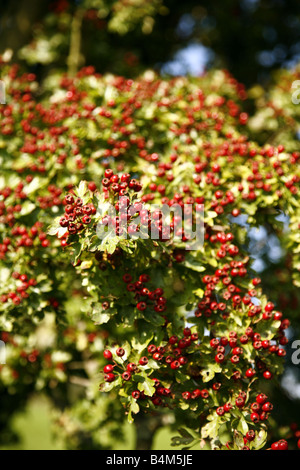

{"left": 1, "top": 58, "right": 300, "bottom": 449}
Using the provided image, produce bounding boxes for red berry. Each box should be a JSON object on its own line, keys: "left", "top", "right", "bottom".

{"left": 182, "top": 391, "right": 191, "bottom": 400}
{"left": 210, "top": 338, "right": 220, "bottom": 349}
{"left": 116, "top": 347, "right": 125, "bottom": 357}
{"left": 224, "top": 403, "right": 232, "bottom": 413}
{"left": 265, "top": 302, "right": 275, "bottom": 313}
{"left": 215, "top": 353, "right": 225, "bottom": 363}
{"left": 216, "top": 406, "right": 225, "bottom": 416}
{"left": 153, "top": 352, "right": 163, "bottom": 361}
{"left": 104, "top": 373, "right": 115, "bottom": 382}
{"left": 274, "top": 311, "right": 283, "bottom": 321}
{"left": 231, "top": 355, "right": 240, "bottom": 364}
{"left": 169, "top": 335, "right": 178, "bottom": 345}
{"left": 178, "top": 338, "right": 188, "bottom": 349}
{"left": 183, "top": 327, "right": 191, "bottom": 337}
{"left": 122, "top": 273, "right": 132, "bottom": 283}
{"left": 122, "top": 371, "right": 131, "bottom": 381}
{"left": 170, "top": 360, "right": 180, "bottom": 370}
{"left": 262, "top": 402, "right": 273, "bottom": 412}
{"left": 250, "top": 412, "right": 260, "bottom": 423}
{"left": 245, "top": 368, "right": 256, "bottom": 378}
{"left": 103, "top": 349, "right": 112, "bottom": 360}
{"left": 82, "top": 215, "right": 91, "bottom": 224}
{"left": 139, "top": 356, "right": 148, "bottom": 366}
{"left": 104, "top": 169, "right": 114, "bottom": 179}
{"left": 256, "top": 393, "right": 267, "bottom": 405}
{"left": 127, "top": 362, "right": 137, "bottom": 372}
{"left": 263, "top": 370, "right": 272, "bottom": 380}
{"left": 245, "top": 430, "right": 255, "bottom": 442}
{"left": 235, "top": 397, "right": 245, "bottom": 408}
{"left": 139, "top": 274, "right": 150, "bottom": 283}
{"left": 88, "top": 182, "right": 97, "bottom": 191}
{"left": 178, "top": 356, "right": 188, "bottom": 365}
{"left": 136, "top": 301, "right": 147, "bottom": 311}
{"left": 147, "top": 344, "right": 157, "bottom": 354}
{"left": 152, "top": 397, "right": 162, "bottom": 406}
{"left": 271, "top": 441, "right": 279, "bottom": 450}
{"left": 251, "top": 402, "right": 260, "bottom": 412}
{"left": 277, "top": 439, "right": 288, "bottom": 450}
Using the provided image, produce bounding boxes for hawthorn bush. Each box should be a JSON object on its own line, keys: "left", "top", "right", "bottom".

{"left": 1, "top": 58, "right": 300, "bottom": 450}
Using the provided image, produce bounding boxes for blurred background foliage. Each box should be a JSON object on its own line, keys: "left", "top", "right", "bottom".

{"left": 1, "top": 0, "right": 300, "bottom": 450}
{"left": 1, "top": 0, "right": 300, "bottom": 84}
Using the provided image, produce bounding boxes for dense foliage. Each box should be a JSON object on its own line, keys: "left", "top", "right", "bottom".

{"left": 1, "top": 55, "right": 300, "bottom": 450}
{"left": 3, "top": 0, "right": 300, "bottom": 85}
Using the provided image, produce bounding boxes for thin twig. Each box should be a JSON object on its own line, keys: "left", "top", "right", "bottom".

{"left": 69, "top": 376, "right": 91, "bottom": 388}
{"left": 67, "top": 8, "right": 84, "bottom": 77}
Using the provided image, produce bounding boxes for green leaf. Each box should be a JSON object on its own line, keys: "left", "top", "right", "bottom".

{"left": 175, "top": 369, "right": 188, "bottom": 383}
{"left": 71, "top": 242, "right": 82, "bottom": 264}
{"left": 182, "top": 255, "right": 206, "bottom": 272}
{"left": 47, "top": 216, "right": 62, "bottom": 236}
{"left": 236, "top": 415, "right": 248, "bottom": 435}
{"left": 252, "top": 429, "right": 268, "bottom": 450}
{"left": 201, "top": 416, "right": 220, "bottom": 440}
{"left": 200, "top": 362, "right": 222, "bottom": 382}
{"left": 128, "top": 397, "right": 140, "bottom": 423}
{"left": 132, "top": 374, "right": 147, "bottom": 383}
{"left": 137, "top": 375, "right": 156, "bottom": 396}
{"left": 96, "top": 229, "right": 120, "bottom": 254}
{"left": 218, "top": 423, "right": 231, "bottom": 445}
{"left": 131, "top": 335, "right": 153, "bottom": 354}
{"left": 233, "top": 430, "right": 245, "bottom": 449}
{"left": 77, "top": 180, "right": 88, "bottom": 198}
{"left": 19, "top": 200, "right": 36, "bottom": 216}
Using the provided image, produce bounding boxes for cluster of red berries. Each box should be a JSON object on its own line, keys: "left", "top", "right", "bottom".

{"left": 122, "top": 273, "right": 167, "bottom": 314}
{"left": 216, "top": 392, "right": 273, "bottom": 425}
{"left": 249, "top": 393, "right": 273, "bottom": 423}
{"left": 132, "top": 378, "right": 172, "bottom": 407}
{"left": 99, "top": 197, "right": 149, "bottom": 239}
{"left": 0, "top": 182, "right": 27, "bottom": 201}
{"left": 215, "top": 388, "right": 246, "bottom": 417}
{"left": 11, "top": 222, "right": 50, "bottom": 249}
{"left": 20, "top": 348, "right": 40, "bottom": 364}
{"left": 0, "top": 184, "right": 27, "bottom": 228}
{"left": 211, "top": 324, "right": 286, "bottom": 373}
{"left": 102, "top": 346, "right": 146, "bottom": 384}
{"left": 102, "top": 327, "right": 199, "bottom": 391}
{"left": 270, "top": 439, "right": 288, "bottom": 450}
{"left": 102, "top": 328, "right": 205, "bottom": 408}
{"left": 134, "top": 379, "right": 209, "bottom": 407}
{"left": 196, "top": 262, "right": 251, "bottom": 319}
{"left": 71, "top": 171, "right": 157, "bottom": 241}
{"left": 37, "top": 184, "right": 63, "bottom": 209}
{"left": 196, "top": 261, "right": 288, "bottom": 381}
{"left": 101, "top": 169, "right": 142, "bottom": 196}
{"left": 59, "top": 193, "right": 96, "bottom": 235}
{"left": 205, "top": 230, "right": 239, "bottom": 260}
{"left": 145, "top": 328, "right": 199, "bottom": 372}
{"left": 0, "top": 272, "right": 37, "bottom": 305}
{"left": 240, "top": 429, "right": 257, "bottom": 449}
{"left": 210, "top": 189, "right": 237, "bottom": 216}
{"left": 99, "top": 175, "right": 193, "bottom": 243}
